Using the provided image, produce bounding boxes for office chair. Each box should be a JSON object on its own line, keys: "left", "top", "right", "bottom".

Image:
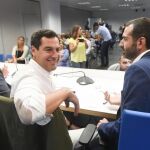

{"left": 0, "top": 96, "right": 72, "bottom": 150}
{"left": 5, "top": 54, "right": 12, "bottom": 61}
{"left": 74, "top": 124, "right": 106, "bottom": 150}
{"left": 0, "top": 54, "right": 4, "bottom": 62}
{"left": 118, "top": 109, "right": 150, "bottom": 150}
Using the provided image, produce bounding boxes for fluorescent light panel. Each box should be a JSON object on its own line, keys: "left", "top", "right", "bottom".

{"left": 131, "top": 6, "right": 141, "bottom": 9}
{"left": 100, "top": 8, "right": 109, "bottom": 11}
{"left": 125, "top": 0, "right": 138, "bottom": 1}
{"left": 78, "top": 2, "right": 90, "bottom": 5}
{"left": 91, "top": 6, "right": 101, "bottom": 8}
{"left": 119, "top": 3, "right": 130, "bottom": 7}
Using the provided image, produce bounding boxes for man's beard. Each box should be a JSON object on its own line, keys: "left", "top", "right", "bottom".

{"left": 124, "top": 43, "right": 140, "bottom": 61}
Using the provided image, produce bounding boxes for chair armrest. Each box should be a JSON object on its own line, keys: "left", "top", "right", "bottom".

{"left": 79, "top": 124, "right": 97, "bottom": 145}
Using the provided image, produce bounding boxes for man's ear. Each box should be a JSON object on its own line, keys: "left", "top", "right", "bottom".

{"left": 137, "top": 37, "right": 146, "bottom": 50}
{"left": 31, "top": 46, "right": 36, "bottom": 58}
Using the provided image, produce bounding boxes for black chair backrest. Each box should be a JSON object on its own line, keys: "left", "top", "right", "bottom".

{"left": 0, "top": 96, "right": 72, "bottom": 150}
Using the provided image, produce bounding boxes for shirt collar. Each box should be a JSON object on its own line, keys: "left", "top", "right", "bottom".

{"left": 133, "top": 49, "right": 150, "bottom": 63}
{"left": 29, "top": 59, "right": 51, "bottom": 78}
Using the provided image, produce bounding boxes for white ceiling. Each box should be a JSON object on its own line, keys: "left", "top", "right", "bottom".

{"left": 60, "top": 0, "right": 150, "bottom": 12}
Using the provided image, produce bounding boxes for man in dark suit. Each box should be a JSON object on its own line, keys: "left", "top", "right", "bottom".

{"left": 96, "top": 17, "right": 150, "bottom": 150}
{"left": 0, "top": 67, "right": 10, "bottom": 97}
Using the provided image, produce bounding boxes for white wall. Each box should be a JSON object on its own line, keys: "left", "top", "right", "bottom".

{"left": 2, "top": 1, "right": 149, "bottom": 55}
{"left": 0, "top": 1, "right": 92, "bottom": 54}
{"left": 40, "top": 0, "right": 61, "bottom": 34}
{"left": 92, "top": 9, "right": 150, "bottom": 33}
{"left": 0, "top": 0, "right": 23, "bottom": 54}
{"left": 0, "top": 23, "right": 4, "bottom": 54}
{"left": 61, "top": 6, "right": 92, "bottom": 33}
{"left": 0, "top": 0, "right": 41, "bottom": 54}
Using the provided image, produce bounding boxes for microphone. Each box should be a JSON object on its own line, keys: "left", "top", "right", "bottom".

{"left": 54, "top": 71, "right": 94, "bottom": 85}
{"left": 11, "top": 62, "right": 18, "bottom": 77}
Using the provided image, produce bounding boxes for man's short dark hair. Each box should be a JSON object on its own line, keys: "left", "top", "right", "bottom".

{"left": 125, "top": 17, "right": 150, "bottom": 49}
{"left": 93, "top": 22, "right": 99, "bottom": 28}
{"left": 31, "top": 29, "right": 58, "bottom": 49}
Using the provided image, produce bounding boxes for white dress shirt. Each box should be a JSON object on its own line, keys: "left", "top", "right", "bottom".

{"left": 10, "top": 59, "right": 55, "bottom": 125}
{"left": 133, "top": 49, "right": 150, "bottom": 63}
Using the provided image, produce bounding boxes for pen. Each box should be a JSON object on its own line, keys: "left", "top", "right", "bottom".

{"left": 103, "top": 101, "right": 108, "bottom": 105}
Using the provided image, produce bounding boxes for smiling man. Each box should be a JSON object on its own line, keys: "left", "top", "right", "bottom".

{"left": 10, "top": 29, "right": 80, "bottom": 149}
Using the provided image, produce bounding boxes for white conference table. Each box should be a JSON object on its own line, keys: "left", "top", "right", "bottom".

{"left": 0, "top": 62, "right": 125, "bottom": 119}
{"left": 53, "top": 66, "right": 124, "bottom": 119}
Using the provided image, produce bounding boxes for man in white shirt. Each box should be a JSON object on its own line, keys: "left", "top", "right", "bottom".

{"left": 11, "top": 29, "right": 79, "bottom": 125}
{"left": 10, "top": 29, "right": 80, "bottom": 148}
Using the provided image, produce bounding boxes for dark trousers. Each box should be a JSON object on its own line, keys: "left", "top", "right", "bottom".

{"left": 100, "top": 40, "right": 111, "bottom": 67}
{"left": 71, "top": 61, "right": 86, "bottom": 68}
{"left": 63, "top": 111, "right": 101, "bottom": 128}
{"left": 0, "top": 71, "right": 10, "bottom": 97}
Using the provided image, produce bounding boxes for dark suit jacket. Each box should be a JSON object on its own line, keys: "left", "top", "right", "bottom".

{"left": 98, "top": 51, "right": 150, "bottom": 150}
{"left": 0, "top": 70, "right": 10, "bottom": 97}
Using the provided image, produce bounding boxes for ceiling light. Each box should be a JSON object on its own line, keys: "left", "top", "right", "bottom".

{"left": 78, "top": 2, "right": 90, "bottom": 5}
{"left": 100, "top": 9, "right": 109, "bottom": 11}
{"left": 131, "top": 6, "right": 141, "bottom": 9}
{"left": 124, "top": 0, "right": 138, "bottom": 1}
{"left": 119, "top": 3, "right": 130, "bottom": 7}
{"left": 91, "top": 6, "right": 101, "bottom": 8}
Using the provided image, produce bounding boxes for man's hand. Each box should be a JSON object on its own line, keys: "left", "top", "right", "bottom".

{"left": 65, "top": 90, "right": 80, "bottom": 116}
{"left": 97, "top": 118, "right": 109, "bottom": 128}
{"left": 2, "top": 65, "right": 9, "bottom": 78}
{"left": 104, "top": 91, "right": 110, "bottom": 103}
{"left": 104, "top": 91, "right": 121, "bottom": 105}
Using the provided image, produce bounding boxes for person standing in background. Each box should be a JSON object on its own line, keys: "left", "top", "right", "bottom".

{"left": 69, "top": 25, "right": 88, "bottom": 68}
{"left": 82, "top": 30, "right": 92, "bottom": 68}
{"left": 94, "top": 22, "right": 112, "bottom": 68}
{"left": 58, "top": 41, "right": 70, "bottom": 67}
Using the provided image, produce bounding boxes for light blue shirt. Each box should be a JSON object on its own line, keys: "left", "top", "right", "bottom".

{"left": 96, "top": 26, "right": 112, "bottom": 41}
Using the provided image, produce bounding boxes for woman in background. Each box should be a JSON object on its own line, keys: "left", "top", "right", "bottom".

{"left": 69, "top": 25, "right": 88, "bottom": 68}
{"left": 58, "top": 41, "right": 70, "bottom": 67}
{"left": 9, "top": 36, "right": 31, "bottom": 63}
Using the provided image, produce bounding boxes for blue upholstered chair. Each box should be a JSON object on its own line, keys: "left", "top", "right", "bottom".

{"left": 0, "top": 54, "right": 4, "bottom": 62}
{"left": 5, "top": 54, "right": 12, "bottom": 61}
{"left": 118, "top": 109, "right": 150, "bottom": 150}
